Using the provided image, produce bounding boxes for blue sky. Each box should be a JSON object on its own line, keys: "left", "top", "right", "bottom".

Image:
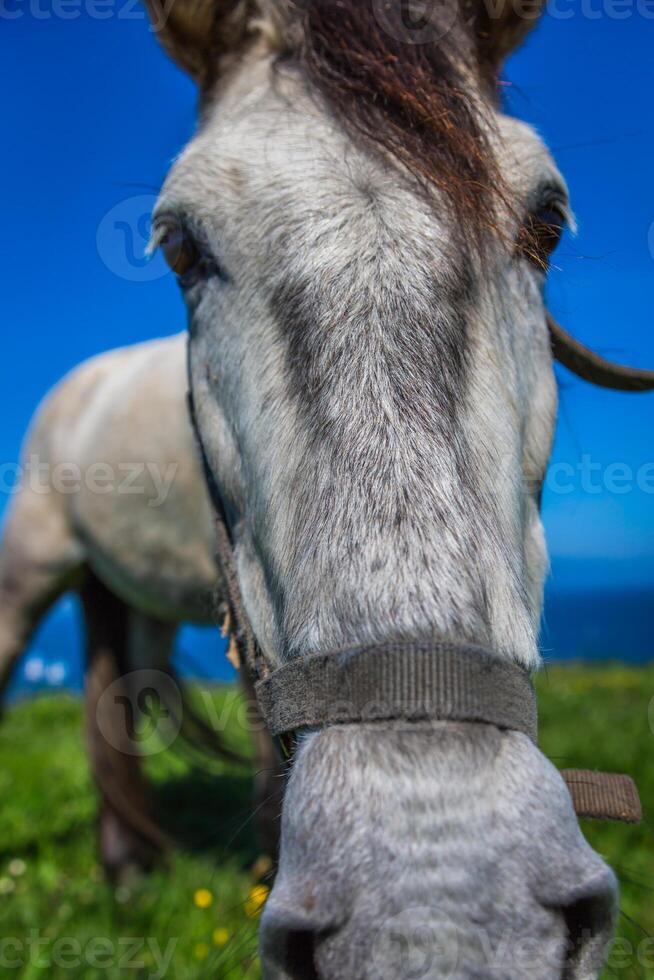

{"left": 1, "top": 7, "right": 653, "bottom": 677}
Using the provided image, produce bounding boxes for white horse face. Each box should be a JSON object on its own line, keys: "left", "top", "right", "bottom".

{"left": 155, "top": 64, "right": 560, "bottom": 669}
{"left": 149, "top": 3, "right": 617, "bottom": 975}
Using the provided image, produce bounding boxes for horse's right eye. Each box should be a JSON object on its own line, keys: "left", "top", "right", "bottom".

{"left": 159, "top": 225, "right": 200, "bottom": 278}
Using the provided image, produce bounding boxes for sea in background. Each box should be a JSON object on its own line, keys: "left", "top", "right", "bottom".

{"left": 6, "top": 598, "right": 237, "bottom": 701}
{"left": 540, "top": 587, "right": 654, "bottom": 663}
{"left": 6, "top": 583, "right": 654, "bottom": 701}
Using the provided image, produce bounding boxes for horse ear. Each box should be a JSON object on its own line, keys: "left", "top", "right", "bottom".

{"left": 144, "top": 0, "right": 255, "bottom": 85}
{"left": 473, "top": 0, "right": 545, "bottom": 80}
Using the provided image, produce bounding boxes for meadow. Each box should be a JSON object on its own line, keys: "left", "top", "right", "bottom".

{"left": 0, "top": 664, "right": 652, "bottom": 979}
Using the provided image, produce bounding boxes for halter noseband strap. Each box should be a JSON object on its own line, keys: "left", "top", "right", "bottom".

{"left": 255, "top": 642, "right": 640, "bottom": 824}
{"left": 256, "top": 641, "right": 538, "bottom": 742}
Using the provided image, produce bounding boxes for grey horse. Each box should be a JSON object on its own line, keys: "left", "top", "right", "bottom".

{"left": 143, "top": 0, "right": 628, "bottom": 977}
{"left": 0, "top": 332, "right": 280, "bottom": 878}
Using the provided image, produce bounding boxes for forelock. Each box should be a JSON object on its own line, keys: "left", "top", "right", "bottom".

{"left": 242, "top": 0, "right": 509, "bottom": 244}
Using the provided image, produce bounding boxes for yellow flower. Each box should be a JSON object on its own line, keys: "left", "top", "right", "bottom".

{"left": 212, "top": 928, "right": 229, "bottom": 947}
{"left": 194, "top": 942, "right": 209, "bottom": 960}
{"left": 245, "top": 884, "right": 270, "bottom": 918}
{"left": 193, "top": 888, "right": 213, "bottom": 910}
{"left": 251, "top": 855, "right": 273, "bottom": 881}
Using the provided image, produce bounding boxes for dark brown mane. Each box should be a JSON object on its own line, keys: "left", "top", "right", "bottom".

{"left": 297, "top": 0, "right": 504, "bottom": 239}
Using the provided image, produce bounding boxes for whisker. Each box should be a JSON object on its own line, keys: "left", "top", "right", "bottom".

{"left": 211, "top": 928, "right": 259, "bottom": 975}
{"left": 619, "top": 907, "right": 652, "bottom": 940}
{"left": 611, "top": 864, "right": 654, "bottom": 893}
{"left": 209, "top": 789, "right": 281, "bottom": 872}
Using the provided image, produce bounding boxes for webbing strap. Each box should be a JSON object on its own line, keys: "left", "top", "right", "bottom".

{"left": 186, "top": 393, "right": 642, "bottom": 827}
{"left": 561, "top": 770, "right": 642, "bottom": 824}
{"left": 255, "top": 642, "right": 538, "bottom": 742}
{"left": 186, "top": 390, "right": 268, "bottom": 681}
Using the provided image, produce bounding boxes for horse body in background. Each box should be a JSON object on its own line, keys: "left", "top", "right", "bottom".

{"left": 0, "top": 332, "right": 279, "bottom": 878}
{"left": 144, "top": 1, "right": 623, "bottom": 976}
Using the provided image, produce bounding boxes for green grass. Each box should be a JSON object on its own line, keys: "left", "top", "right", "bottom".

{"left": 537, "top": 663, "right": 654, "bottom": 979}
{"left": 0, "top": 665, "right": 652, "bottom": 978}
{"left": 0, "top": 688, "right": 262, "bottom": 979}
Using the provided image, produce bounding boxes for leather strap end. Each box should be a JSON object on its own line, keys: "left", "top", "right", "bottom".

{"left": 562, "top": 769, "right": 642, "bottom": 824}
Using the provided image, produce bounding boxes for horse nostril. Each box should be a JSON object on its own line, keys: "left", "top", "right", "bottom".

{"left": 262, "top": 921, "right": 323, "bottom": 980}
{"left": 284, "top": 930, "right": 321, "bottom": 980}
{"left": 560, "top": 892, "right": 617, "bottom": 980}
{"left": 261, "top": 896, "right": 336, "bottom": 980}
{"left": 261, "top": 881, "right": 348, "bottom": 979}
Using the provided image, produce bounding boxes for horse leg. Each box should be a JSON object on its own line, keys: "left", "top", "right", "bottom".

{"left": 126, "top": 614, "right": 284, "bottom": 860}
{"left": 129, "top": 615, "right": 284, "bottom": 859}
{"left": 0, "top": 481, "right": 84, "bottom": 703}
{"left": 240, "top": 669, "right": 284, "bottom": 861}
{"left": 81, "top": 577, "right": 171, "bottom": 882}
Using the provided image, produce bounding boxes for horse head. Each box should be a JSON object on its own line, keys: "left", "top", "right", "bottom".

{"left": 147, "top": 3, "right": 618, "bottom": 975}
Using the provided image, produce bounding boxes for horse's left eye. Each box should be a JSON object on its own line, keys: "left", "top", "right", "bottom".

{"left": 159, "top": 225, "right": 200, "bottom": 278}
{"left": 519, "top": 204, "right": 566, "bottom": 269}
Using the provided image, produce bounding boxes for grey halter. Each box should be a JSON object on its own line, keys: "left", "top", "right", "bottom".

{"left": 256, "top": 641, "right": 538, "bottom": 743}
{"left": 187, "top": 313, "right": 651, "bottom": 825}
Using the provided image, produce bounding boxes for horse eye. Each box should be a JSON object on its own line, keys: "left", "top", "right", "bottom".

{"left": 519, "top": 204, "right": 566, "bottom": 269}
{"left": 159, "top": 225, "right": 200, "bottom": 277}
